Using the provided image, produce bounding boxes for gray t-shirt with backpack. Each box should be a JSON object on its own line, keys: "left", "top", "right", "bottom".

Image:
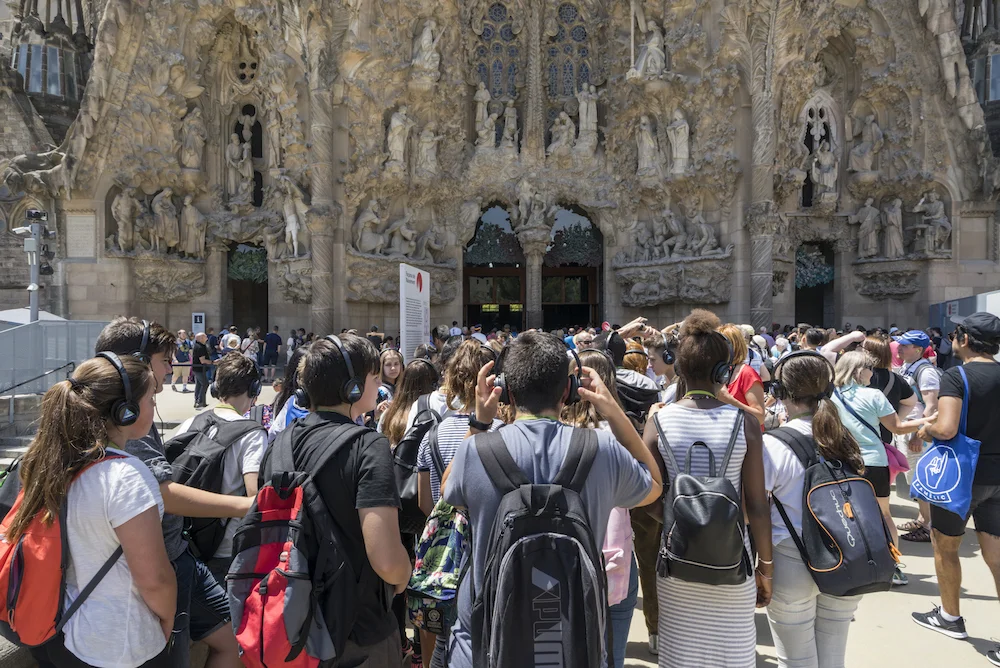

{"left": 443, "top": 418, "right": 652, "bottom": 668}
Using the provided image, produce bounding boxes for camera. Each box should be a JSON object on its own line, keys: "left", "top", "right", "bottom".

{"left": 25, "top": 209, "right": 48, "bottom": 221}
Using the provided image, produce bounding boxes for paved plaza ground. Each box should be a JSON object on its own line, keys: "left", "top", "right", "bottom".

{"left": 122, "top": 388, "right": 1000, "bottom": 668}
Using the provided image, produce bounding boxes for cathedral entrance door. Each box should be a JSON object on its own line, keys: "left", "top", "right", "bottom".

{"left": 228, "top": 244, "right": 269, "bottom": 334}
{"left": 464, "top": 206, "right": 526, "bottom": 331}
{"left": 794, "top": 242, "right": 836, "bottom": 328}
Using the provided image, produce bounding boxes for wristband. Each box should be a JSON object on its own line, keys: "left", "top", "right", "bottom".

{"left": 469, "top": 414, "right": 492, "bottom": 431}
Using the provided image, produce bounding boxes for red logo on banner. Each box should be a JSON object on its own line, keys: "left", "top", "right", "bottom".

{"left": 416, "top": 273, "right": 423, "bottom": 292}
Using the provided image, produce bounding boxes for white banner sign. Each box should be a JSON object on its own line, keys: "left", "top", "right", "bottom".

{"left": 399, "top": 263, "right": 430, "bottom": 363}
{"left": 191, "top": 312, "right": 206, "bottom": 336}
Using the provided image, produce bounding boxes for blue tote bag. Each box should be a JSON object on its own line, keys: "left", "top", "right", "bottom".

{"left": 910, "top": 366, "right": 981, "bottom": 518}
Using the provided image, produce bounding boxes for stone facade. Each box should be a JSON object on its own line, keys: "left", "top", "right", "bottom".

{"left": 0, "top": 0, "right": 997, "bottom": 334}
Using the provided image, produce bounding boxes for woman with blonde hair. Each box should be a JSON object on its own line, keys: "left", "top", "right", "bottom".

{"left": 374, "top": 349, "right": 404, "bottom": 422}
{"left": 831, "top": 349, "right": 935, "bottom": 586}
{"left": 719, "top": 323, "right": 767, "bottom": 426}
{"left": 16, "top": 355, "right": 176, "bottom": 668}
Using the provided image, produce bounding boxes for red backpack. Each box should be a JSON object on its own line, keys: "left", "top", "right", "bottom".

{"left": 0, "top": 455, "right": 125, "bottom": 647}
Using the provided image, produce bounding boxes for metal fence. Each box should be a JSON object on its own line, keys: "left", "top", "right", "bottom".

{"left": 0, "top": 320, "right": 108, "bottom": 397}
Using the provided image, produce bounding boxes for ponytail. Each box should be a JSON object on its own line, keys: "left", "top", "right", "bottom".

{"left": 812, "top": 396, "right": 865, "bottom": 473}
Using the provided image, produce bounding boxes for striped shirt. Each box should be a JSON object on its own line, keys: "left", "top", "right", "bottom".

{"left": 416, "top": 414, "right": 500, "bottom": 503}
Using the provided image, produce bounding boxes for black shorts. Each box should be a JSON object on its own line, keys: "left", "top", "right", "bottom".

{"left": 262, "top": 350, "right": 278, "bottom": 366}
{"left": 863, "top": 465, "right": 891, "bottom": 498}
{"left": 931, "top": 484, "right": 1000, "bottom": 538}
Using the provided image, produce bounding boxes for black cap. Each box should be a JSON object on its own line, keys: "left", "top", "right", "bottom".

{"left": 594, "top": 331, "right": 626, "bottom": 367}
{"left": 951, "top": 312, "right": 1000, "bottom": 344}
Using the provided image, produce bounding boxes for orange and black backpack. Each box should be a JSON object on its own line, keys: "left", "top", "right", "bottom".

{"left": 0, "top": 454, "right": 125, "bottom": 647}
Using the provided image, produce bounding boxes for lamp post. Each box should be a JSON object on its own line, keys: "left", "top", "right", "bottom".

{"left": 13, "top": 210, "right": 54, "bottom": 323}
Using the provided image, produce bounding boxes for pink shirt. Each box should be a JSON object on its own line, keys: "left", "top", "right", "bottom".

{"left": 603, "top": 507, "right": 634, "bottom": 605}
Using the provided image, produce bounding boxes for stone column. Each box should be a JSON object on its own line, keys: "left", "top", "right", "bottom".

{"left": 308, "top": 44, "right": 338, "bottom": 336}
{"left": 522, "top": 3, "right": 546, "bottom": 162}
{"left": 748, "top": 205, "right": 778, "bottom": 332}
{"left": 518, "top": 225, "right": 549, "bottom": 330}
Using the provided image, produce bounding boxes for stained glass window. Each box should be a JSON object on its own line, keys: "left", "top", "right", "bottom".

{"left": 476, "top": 2, "right": 520, "bottom": 100}
{"left": 545, "top": 3, "right": 591, "bottom": 99}
{"left": 46, "top": 47, "right": 61, "bottom": 96}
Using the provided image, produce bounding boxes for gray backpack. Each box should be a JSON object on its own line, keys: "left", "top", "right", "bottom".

{"left": 654, "top": 411, "right": 752, "bottom": 585}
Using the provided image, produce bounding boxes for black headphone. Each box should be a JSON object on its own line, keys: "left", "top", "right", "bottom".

{"left": 494, "top": 345, "right": 510, "bottom": 404}
{"left": 407, "top": 357, "right": 441, "bottom": 387}
{"left": 209, "top": 365, "right": 262, "bottom": 401}
{"left": 566, "top": 348, "right": 582, "bottom": 406}
{"left": 295, "top": 335, "right": 364, "bottom": 409}
{"left": 480, "top": 344, "right": 497, "bottom": 362}
{"left": 711, "top": 333, "right": 735, "bottom": 386}
{"left": 133, "top": 320, "right": 151, "bottom": 363}
{"left": 662, "top": 345, "right": 676, "bottom": 366}
{"left": 771, "top": 350, "right": 835, "bottom": 401}
{"left": 97, "top": 351, "right": 140, "bottom": 427}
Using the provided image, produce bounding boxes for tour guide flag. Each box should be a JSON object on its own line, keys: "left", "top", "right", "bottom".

{"left": 400, "top": 263, "right": 430, "bottom": 364}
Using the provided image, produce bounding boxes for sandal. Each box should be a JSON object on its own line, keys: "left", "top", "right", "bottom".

{"left": 900, "top": 526, "right": 931, "bottom": 542}
{"left": 897, "top": 520, "right": 923, "bottom": 532}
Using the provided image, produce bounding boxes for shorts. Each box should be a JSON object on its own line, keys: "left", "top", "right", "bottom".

{"left": 863, "top": 465, "right": 891, "bottom": 498}
{"left": 930, "top": 484, "right": 1000, "bottom": 538}
{"left": 262, "top": 350, "right": 278, "bottom": 366}
{"left": 169, "top": 549, "right": 230, "bottom": 666}
{"left": 903, "top": 437, "right": 927, "bottom": 485}
{"left": 339, "top": 630, "right": 402, "bottom": 668}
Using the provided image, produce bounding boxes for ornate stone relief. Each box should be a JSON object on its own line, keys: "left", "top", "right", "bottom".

{"left": 347, "top": 253, "right": 457, "bottom": 306}
{"left": 133, "top": 256, "right": 207, "bottom": 303}
{"left": 852, "top": 259, "right": 922, "bottom": 301}
{"left": 274, "top": 258, "right": 313, "bottom": 304}
{"left": 613, "top": 252, "right": 735, "bottom": 307}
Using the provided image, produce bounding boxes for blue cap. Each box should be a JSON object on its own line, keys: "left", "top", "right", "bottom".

{"left": 894, "top": 330, "right": 930, "bottom": 348}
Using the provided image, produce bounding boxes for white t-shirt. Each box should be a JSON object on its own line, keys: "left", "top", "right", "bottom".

{"left": 62, "top": 450, "right": 167, "bottom": 668}
{"left": 449, "top": 326, "right": 463, "bottom": 337}
{"left": 175, "top": 410, "right": 267, "bottom": 557}
{"left": 902, "top": 359, "right": 940, "bottom": 421}
{"left": 763, "top": 418, "right": 813, "bottom": 546}
{"left": 470, "top": 332, "right": 488, "bottom": 344}
{"left": 404, "top": 389, "right": 462, "bottom": 432}
{"left": 286, "top": 336, "right": 297, "bottom": 362}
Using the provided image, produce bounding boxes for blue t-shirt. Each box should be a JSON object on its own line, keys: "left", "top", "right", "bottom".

{"left": 564, "top": 335, "right": 576, "bottom": 349}
{"left": 264, "top": 332, "right": 282, "bottom": 354}
{"left": 832, "top": 383, "right": 894, "bottom": 467}
{"left": 444, "top": 419, "right": 652, "bottom": 667}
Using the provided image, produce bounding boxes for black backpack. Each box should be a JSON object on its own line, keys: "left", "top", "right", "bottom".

{"left": 768, "top": 427, "right": 899, "bottom": 597}
{"left": 393, "top": 395, "right": 441, "bottom": 534}
{"left": 472, "top": 429, "right": 609, "bottom": 668}
{"left": 654, "top": 411, "right": 752, "bottom": 585}
{"left": 228, "top": 418, "right": 368, "bottom": 665}
{"left": 165, "top": 411, "right": 266, "bottom": 560}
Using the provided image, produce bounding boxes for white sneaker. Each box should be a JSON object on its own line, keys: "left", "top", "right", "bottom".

{"left": 648, "top": 634, "right": 658, "bottom": 655}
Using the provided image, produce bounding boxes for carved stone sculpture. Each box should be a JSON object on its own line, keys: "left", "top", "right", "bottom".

{"left": 501, "top": 101, "right": 519, "bottom": 152}
{"left": 179, "top": 108, "right": 207, "bottom": 170}
{"left": 548, "top": 112, "right": 576, "bottom": 156}
{"left": 476, "top": 112, "right": 499, "bottom": 150}
{"left": 416, "top": 123, "right": 444, "bottom": 177}
{"left": 411, "top": 18, "right": 442, "bottom": 84}
{"left": 180, "top": 195, "right": 206, "bottom": 259}
{"left": 386, "top": 106, "right": 415, "bottom": 169}
{"left": 239, "top": 142, "right": 254, "bottom": 187}
{"left": 413, "top": 228, "right": 447, "bottom": 264}
{"left": 849, "top": 198, "right": 880, "bottom": 258}
{"left": 353, "top": 200, "right": 385, "bottom": 255}
{"left": 134, "top": 258, "right": 207, "bottom": 302}
{"left": 848, "top": 115, "right": 883, "bottom": 174}
{"left": 632, "top": 21, "right": 665, "bottom": 79}
{"left": 277, "top": 265, "right": 312, "bottom": 303}
{"left": 663, "top": 206, "right": 688, "bottom": 258}
{"left": 151, "top": 188, "right": 180, "bottom": 253}
{"left": 666, "top": 110, "right": 690, "bottom": 175}
{"left": 636, "top": 115, "right": 661, "bottom": 178}
{"left": 111, "top": 188, "right": 140, "bottom": 252}
{"left": 575, "top": 85, "right": 599, "bottom": 154}
{"left": 475, "top": 82, "right": 492, "bottom": 131}
{"left": 385, "top": 208, "right": 418, "bottom": 257}
{"left": 913, "top": 191, "right": 952, "bottom": 253}
{"left": 225, "top": 134, "right": 244, "bottom": 198}
{"left": 853, "top": 260, "right": 921, "bottom": 300}
{"left": 1, "top": 149, "right": 69, "bottom": 198}
{"left": 282, "top": 184, "right": 304, "bottom": 258}
{"left": 882, "top": 198, "right": 906, "bottom": 259}
{"left": 614, "top": 254, "right": 734, "bottom": 306}
{"left": 810, "top": 141, "right": 838, "bottom": 199}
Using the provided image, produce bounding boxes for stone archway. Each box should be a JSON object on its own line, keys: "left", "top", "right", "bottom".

{"left": 541, "top": 206, "right": 603, "bottom": 330}
{"left": 463, "top": 203, "right": 526, "bottom": 331}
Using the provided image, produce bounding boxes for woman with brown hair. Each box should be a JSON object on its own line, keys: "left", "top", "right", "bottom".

{"left": 763, "top": 351, "right": 866, "bottom": 667}
{"left": 719, "top": 323, "right": 767, "bottom": 426}
{"left": 374, "top": 349, "right": 404, "bottom": 423}
{"left": 378, "top": 357, "right": 441, "bottom": 446}
{"left": 16, "top": 355, "right": 176, "bottom": 668}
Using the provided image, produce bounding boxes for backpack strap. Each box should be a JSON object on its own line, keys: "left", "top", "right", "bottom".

{"left": 427, "top": 422, "right": 446, "bottom": 479}
{"left": 477, "top": 431, "right": 529, "bottom": 494}
{"left": 718, "top": 410, "right": 746, "bottom": 477}
{"left": 880, "top": 372, "right": 895, "bottom": 398}
{"left": 272, "top": 419, "right": 368, "bottom": 474}
{"left": 770, "top": 496, "right": 811, "bottom": 568}
{"left": 552, "top": 428, "right": 598, "bottom": 494}
{"left": 834, "top": 389, "right": 884, "bottom": 444}
{"left": 767, "top": 427, "right": 819, "bottom": 468}
{"left": 652, "top": 414, "right": 681, "bottom": 481}
{"left": 56, "top": 545, "right": 124, "bottom": 633}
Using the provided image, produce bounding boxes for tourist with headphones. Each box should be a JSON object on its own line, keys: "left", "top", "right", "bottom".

{"left": 171, "top": 353, "right": 267, "bottom": 584}
{"left": 646, "top": 332, "right": 679, "bottom": 404}
{"left": 260, "top": 334, "right": 413, "bottom": 667}
{"left": 373, "top": 349, "right": 404, "bottom": 423}
{"left": 763, "top": 351, "right": 867, "bottom": 668}
{"left": 644, "top": 309, "right": 772, "bottom": 668}
{"left": 19, "top": 354, "right": 176, "bottom": 668}
{"left": 95, "top": 316, "right": 250, "bottom": 668}
{"left": 718, "top": 323, "right": 767, "bottom": 427}
{"left": 378, "top": 357, "right": 440, "bottom": 446}
{"left": 437, "top": 330, "right": 662, "bottom": 668}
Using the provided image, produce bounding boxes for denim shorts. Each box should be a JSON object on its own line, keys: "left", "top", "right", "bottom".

{"left": 171, "top": 549, "right": 231, "bottom": 656}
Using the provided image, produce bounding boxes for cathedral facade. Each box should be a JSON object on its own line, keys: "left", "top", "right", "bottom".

{"left": 0, "top": 0, "right": 997, "bottom": 334}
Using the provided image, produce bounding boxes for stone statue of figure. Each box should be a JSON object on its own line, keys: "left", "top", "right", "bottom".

{"left": 180, "top": 108, "right": 207, "bottom": 170}
{"left": 265, "top": 104, "right": 282, "bottom": 170}
{"left": 151, "top": 188, "right": 179, "bottom": 253}
{"left": 282, "top": 183, "right": 303, "bottom": 258}
{"left": 502, "top": 101, "right": 518, "bottom": 150}
{"left": 848, "top": 115, "right": 884, "bottom": 173}
{"left": 385, "top": 208, "right": 418, "bottom": 257}
{"left": 411, "top": 18, "right": 442, "bottom": 83}
{"left": 239, "top": 142, "right": 254, "bottom": 185}
{"left": 386, "top": 106, "right": 415, "bottom": 167}
{"left": 684, "top": 199, "right": 711, "bottom": 256}
{"left": 477, "top": 112, "right": 499, "bottom": 149}
{"left": 225, "top": 134, "right": 243, "bottom": 197}
{"left": 666, "top": 109, "right": 690, "bottom": 175}
{"left": 634, "top": 222, "right": 653, "bottom": 262}
{"left": 547, "top": 112, "right": 575, "bottom": 156}
{"left": 692, "top": 219, "right": 723, "bottom": 256}
{"left": 636, "top": 115, "right": 660, "bottom": 177}
{"left": 810, "top": 141, "right": 839, "bottom": 196}
{"left": 913, "top": 191, "right": 952, "bottom": 252}
{"left": 413, "top": 228, "right": 447, "bottom": 264}
{"left": 882, "top": 198, "right": 906, "bottom": 259}
{"left": 238, "top": 112, "right": 255, "bottom": 143}
{"left": 575, "top": 85, "right": 599, "bottom": 153}
{"left": 634, "top": 21, "right": 665, "bottom": 78}
{"left": 416, "top": 123, "right": 444, "bottom": 176}
{"left": 111, "top": 188, "right": 139, "bottom": 252}
{"left": 180, "top": 195, "right": 205, "bottom": 259}
{"left": 850, "top": 197, "right": 881, "bottom": 258}
{"left": 662, "top": 205, "right": 688, "bottom": 258}
{"left": 354, "top": 200, "right": 386, "bottom": 255}
{"left": 474, "top": 82, "right": 492, "bottom": 131}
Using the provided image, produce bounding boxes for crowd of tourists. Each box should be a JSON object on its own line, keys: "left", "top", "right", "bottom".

{"left": 0, "top": 309, "right": 997, "bottom": 668}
